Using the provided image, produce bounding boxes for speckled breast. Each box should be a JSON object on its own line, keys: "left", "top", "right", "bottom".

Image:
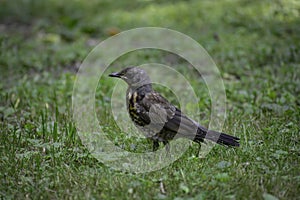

{"left": 127, "top": 91, "right": 146, "bottom": 127}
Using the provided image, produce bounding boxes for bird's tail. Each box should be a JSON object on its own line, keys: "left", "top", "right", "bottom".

{"left": 194, "top": 128, "right": 240, "bottom": 147}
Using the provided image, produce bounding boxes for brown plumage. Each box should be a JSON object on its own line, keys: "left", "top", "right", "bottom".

{"left": 109, "top": 67, "right": 240, "bottom": 151}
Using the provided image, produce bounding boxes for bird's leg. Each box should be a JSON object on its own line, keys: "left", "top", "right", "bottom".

{"left": 197, "top": 142, "right": 202, "bottom": 157}
{"left": 152, "top": 140, "right": 159, "bottom": 151}
{"left": 163, "top": 141, "right": 170, "bottom": 153}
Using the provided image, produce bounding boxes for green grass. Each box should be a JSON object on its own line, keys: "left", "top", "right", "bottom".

{"left": 1, "top": 0, "right": 300, "bottom": 199}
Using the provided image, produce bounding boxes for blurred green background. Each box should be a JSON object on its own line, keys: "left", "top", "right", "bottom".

{"left": 0, "top": 0, "right": 299, "bottom": 199}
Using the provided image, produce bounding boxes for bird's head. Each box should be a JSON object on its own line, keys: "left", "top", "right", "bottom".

{"left": 109, "top": 67, "right": 151, "bottom": 88}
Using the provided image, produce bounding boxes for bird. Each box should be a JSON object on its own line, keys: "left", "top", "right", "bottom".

{"left": 109, "top": 67, "right": 240, "bottom": 151}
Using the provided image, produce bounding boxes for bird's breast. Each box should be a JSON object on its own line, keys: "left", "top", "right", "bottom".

{"left": 127, "top": 91, "right": 145, "bottom": 126}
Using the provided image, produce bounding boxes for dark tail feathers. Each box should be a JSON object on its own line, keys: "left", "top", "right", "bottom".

{"left": 194, "top": 129, "right": 240, "bottom": 147}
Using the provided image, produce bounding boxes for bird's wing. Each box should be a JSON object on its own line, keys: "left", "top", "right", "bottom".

{"left": 141, "top": 92, "right": 200, "bottom": 139}
{"left": 140, "top": 92, "right": 176, "bottom": 124}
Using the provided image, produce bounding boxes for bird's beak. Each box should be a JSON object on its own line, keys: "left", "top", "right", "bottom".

{"left": 109, "top": 72, "right": 121, "bottom": 78}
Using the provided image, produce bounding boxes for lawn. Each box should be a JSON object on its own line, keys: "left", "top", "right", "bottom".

{"left": 0, "top": 0, "right": 299, "bottom": 199}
